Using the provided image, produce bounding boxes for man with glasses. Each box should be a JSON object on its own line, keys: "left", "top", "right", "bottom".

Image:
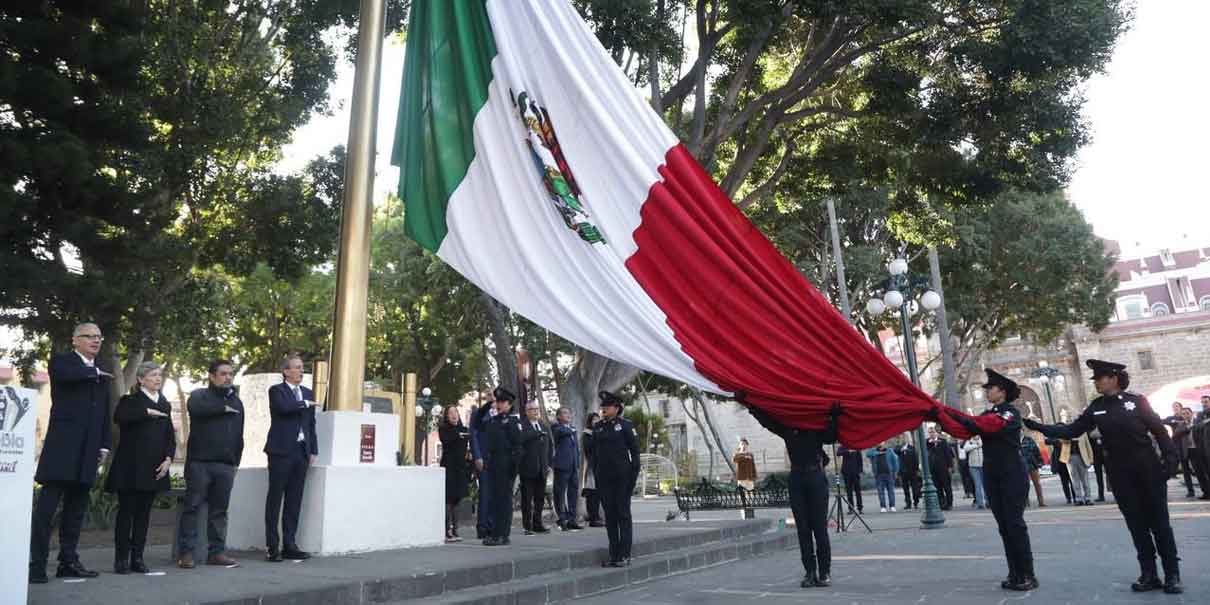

{"left": 30, "top": 323, "right": 114, "bottom": 584}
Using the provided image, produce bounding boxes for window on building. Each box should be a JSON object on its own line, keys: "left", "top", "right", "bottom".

{"left": 659, "top": 399, "right": 670, "bottom": 418}
{"left": 1116, "top": 295, "right": 1147, "bottom": 320}
{"left": 1159, "top": 249, "right": 1176, "bottom": 267}
{"left": 1168, "top": 276, "right": 1197, "bottom": 311}
{"left": 1201, "top": 295, "right": 1210, "bottom": 312}
{"left": 1137, "top": 350, "right": 1155, "bottom": 371}
{"left": 1151, "top": 302, "right": 1170, "bottom": 317}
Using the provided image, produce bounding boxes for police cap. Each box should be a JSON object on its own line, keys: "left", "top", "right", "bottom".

{"left": 493, "top": 386, "right": 516, "bottom": 402}
{"left": 980, "top": 368, "right": 1020, "bottom": 402}
{"left": 1086, "top": 359, "right": 1127, "bottom": 380}
{"left": 598, "top": 390, "right": 624, "bottom": 407}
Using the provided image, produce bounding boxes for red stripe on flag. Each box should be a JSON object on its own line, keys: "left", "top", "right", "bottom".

{"left": 626, "top": 144, "right": 970, "bottom": 448}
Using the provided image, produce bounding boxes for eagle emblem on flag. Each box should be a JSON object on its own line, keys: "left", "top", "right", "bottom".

{"left": 512, "top": 90, "right": 606, "bottom": 245}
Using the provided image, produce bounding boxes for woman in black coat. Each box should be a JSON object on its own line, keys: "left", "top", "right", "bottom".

{"left": 104, "top": 361, "right": 175, "bottom": 574}
{"left": 581, "top": 412, "right": 603, "bottom": 526}
{"left": 438, "top": 406, "right": 471, "bottom": 542}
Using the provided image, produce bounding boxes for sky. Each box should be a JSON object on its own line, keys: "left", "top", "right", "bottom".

{"left": 1065, "top": 1, "right": 1210, "bottom": 254}
{"left": 279, "top": 2, "right": 1210, "bottom": 258}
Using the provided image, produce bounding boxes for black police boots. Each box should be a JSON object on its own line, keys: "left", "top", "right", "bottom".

{"left": 1131, "top": 573, "right": 1163, "bottom": 592}
{"left": 800, "top": 571, "right": 818, "bottom": 588}
{"left": 1163, "top": 574, "right": 1183, "bottom": 594}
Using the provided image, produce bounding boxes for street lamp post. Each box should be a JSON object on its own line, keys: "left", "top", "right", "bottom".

{"left": 866, "top": 257, "right": 946, "bottom": 529}
{"left": 1029, "top": 367, "right": 1062, "bottom": 423}
{"left": 416, "top": 387, "right": 442, "bottom": 466}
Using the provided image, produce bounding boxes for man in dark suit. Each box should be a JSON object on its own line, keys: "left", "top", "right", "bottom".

{"left": 518, "top": 401, "right": 552, "bottom": 534}
{"left": 29, "top": 322, "right": 113, "bottom": 584}
{"left": 550, "top": 407, "right": 583, "bottom": 531}
{"left": 264, "top": 355, "right": 318, "bottom": 562}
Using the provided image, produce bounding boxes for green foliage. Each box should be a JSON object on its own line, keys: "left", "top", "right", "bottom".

{"left": 623, "top": 405, "right": 667, "bottom": 453}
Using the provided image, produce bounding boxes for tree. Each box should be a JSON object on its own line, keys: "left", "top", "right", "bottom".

{"left": 1, "top": 3, "right": 353, "bottom": 397}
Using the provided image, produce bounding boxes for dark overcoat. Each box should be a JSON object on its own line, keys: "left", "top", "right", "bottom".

{"left": 105, "top": 390, "right": 175, "bottom": 493}
{"left": 35, "top": 352, "right": 113, "bottom": 486}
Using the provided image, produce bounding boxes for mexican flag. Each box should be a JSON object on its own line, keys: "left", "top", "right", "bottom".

{"left": 392, "top": 0, "right": 957, "bottom": 447}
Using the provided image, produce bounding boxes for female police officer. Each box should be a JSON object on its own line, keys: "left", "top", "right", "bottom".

{"left": 1023, "top": 359, "right": 1182, "bottom": 594}
{"left": 744, "top": 398, "right": 840, "bottom": 588}
{"left": 593, "top": 391, "right": 641, "bottom": 567}
{"left": 942, "top": 369, "right": 1038, "bottom": 591}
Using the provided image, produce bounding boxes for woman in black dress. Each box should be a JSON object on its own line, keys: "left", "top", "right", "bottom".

{"left": 438, "top": 405, "right": 471, "bottom": 542}
{"left": 105, "top": 361, "right": 175, "bottom": 574}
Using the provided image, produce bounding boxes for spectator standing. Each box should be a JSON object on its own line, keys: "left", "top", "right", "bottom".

{"left": 866, "top": 444, "right": 899, "bottom": 512}
{"left": 518, "top": 401, "right": 552, "bottom": 535}
{"left": 550, "top": 407, "right": 583, "bottom": 531}
{"left": 177, "top": 360, "right": 244, "bottom": 569}
{"left": 438, "top": 406, "right": 471, "bottom": 542}
{"left": 963, "top": 436, "right": 986, "bottom": 509}
{"left": 105, "top": 361, "right": 174, "bottom": 574}
{"left": 733, "top": 439, "right": 757, "bottom": 490}
{"left": 837, "top": 445, "right": 864, "bottom": 514}
{"left": 29, "top": 323, "right": 113, "bottom": 583}
{"left": 897, "top": 441, "right": 922, "bottom": 509}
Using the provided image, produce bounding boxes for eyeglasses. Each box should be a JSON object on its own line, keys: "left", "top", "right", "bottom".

{"left": 76, "top": 334, "right": 104, "bottom": 341}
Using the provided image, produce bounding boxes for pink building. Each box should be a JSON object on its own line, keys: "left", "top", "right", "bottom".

{"left": 1107, "top": 240, "right": 1210, "bottom": 321}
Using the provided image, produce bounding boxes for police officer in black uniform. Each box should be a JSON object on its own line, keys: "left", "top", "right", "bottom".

{"left": 745, "top": 399, "right": 840, "bottom": 588}
{"left": 592, "top": 391, "right": 640, "bottom": 567}
{"left": 1024, "top": 359, "right": 1182, "bottom": 594}
{"left": 943, "top": 369, "right": 1037, "bottom": 591}
{"left": 482, "top": 387, "right": 523, "bottom": 546}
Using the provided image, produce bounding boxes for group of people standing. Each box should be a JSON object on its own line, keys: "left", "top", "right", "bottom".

{"left": 445, "top": 387, "right": 639, "bottom": 566}
{"left": 29, "top": 324, "right": 319, "bottom": 584}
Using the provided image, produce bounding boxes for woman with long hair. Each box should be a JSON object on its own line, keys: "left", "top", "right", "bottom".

{"left": 105, "top": 361, "right": 175, "bottom": 574}
{"left": 438, "top": 405, "right": 471, "bottom": 542}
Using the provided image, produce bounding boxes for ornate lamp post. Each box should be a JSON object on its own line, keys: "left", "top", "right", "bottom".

{"left": 1029, "top": 366, "right": 1062, "bottom": 423}
{"left": 866, "top": 257, "right": 946, "bottom": 529}
{"left": 416, "top": 387, "right": 442, "bottom": 465}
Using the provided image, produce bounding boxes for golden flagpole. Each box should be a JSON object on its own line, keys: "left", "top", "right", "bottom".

{"left": 328, "top": 0, "right": 386, "bottom": 411}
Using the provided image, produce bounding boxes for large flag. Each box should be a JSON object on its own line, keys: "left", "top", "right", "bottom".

{"left": 392, "top": 0, "right": 977, "bottom": 447}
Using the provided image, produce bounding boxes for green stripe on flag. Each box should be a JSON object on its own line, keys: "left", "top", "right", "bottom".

{"left": 391, "top": 0, "right": 497, "bottom": 252}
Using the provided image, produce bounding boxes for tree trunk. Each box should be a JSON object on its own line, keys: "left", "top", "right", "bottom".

{"left": 559, "top": 349, "right": 640, "bottom": 432}
{"left": 690, "top": 390, "right": 736, "bottom": 479}
{"left": 478, "top": 290, "right": 519, "bottom": 398}
{"left": 169, "top": 373, "right": 190, "bottom": 459}
{"left": 679, "top": 398, "right": 715, "bottom": 479}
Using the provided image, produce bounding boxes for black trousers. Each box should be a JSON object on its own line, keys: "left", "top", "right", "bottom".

{"left": 599, "top": 474, "right": 634, "bottom": 562}
{"left": 177, "top": 461, "right": 235, "bottom": 558}
{"left": 1054, "top": 461, "right": 1073, "bottom": 502}
{"left": 1187, "top": 447, "right": 1209, "bottom": 496}
{"left": 984, "top": 468, "right": 1033, "bottom": 579}
{"left": 266, "top": 446, "right": 310, "bottom": 550}
{"left": 1111, "top": 462, "right": 1179, "bottom": 576}
{"left": 490, "top": 468, "right": 516, "bottom": 539}
{"left": 842, "top": 473, "right": 862, "bottom": 511}
{"left": 958, "top": 460, "right": 975, "bottom": 497}
{"left": 583, "top": 489, "right": 602, "bottom": 523}
{"left": 30, "top": 481, "right": 90, "bottom": 567}
{"left": 790, "top": 468, "right": 830, "bottom": 576}
{"left": 552, "top": 469, "right": 579, "bottom": 524}
{"left": 115, "top": 491, "right": 157, "bottom": 559}
{"left": 1093, "top": 459, "right": 1107, "bottom": 500}
{"left": 901, "top": 472, "right": 921, "bottom": 507}
{"left": 520, "top": 475, "right": 545, "bottom": 530}
{"left": 932, "top": 468, "right": 954, "bottom": 509}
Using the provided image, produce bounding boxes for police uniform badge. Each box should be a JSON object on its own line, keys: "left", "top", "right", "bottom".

{"left": 999, "top": 410, "right": 1014, "bottom": 421}
{"left": 1124, "top": 401, "right": 1136, "bottom": 411}
{"left": 614, "top": 424, "right": 622, "bottom": 432}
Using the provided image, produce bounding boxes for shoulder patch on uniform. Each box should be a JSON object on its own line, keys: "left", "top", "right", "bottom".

{"left": 614, "top": 423, "right": 622, "bottom": 432}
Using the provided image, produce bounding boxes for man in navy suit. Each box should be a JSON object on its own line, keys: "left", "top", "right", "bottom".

{"left": 29, "top": 322, "right": 113, "bottom": 583}
{"left": 263, "top": 355, "right": 318, "bottom": 561}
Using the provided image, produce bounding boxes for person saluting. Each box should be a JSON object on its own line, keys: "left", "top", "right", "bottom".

{"left": 1023, "top": 359, "right": 1182, "bottom": 594}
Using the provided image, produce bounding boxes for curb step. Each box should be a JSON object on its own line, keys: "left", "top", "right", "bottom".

{"left": 396, "top": 528, "right": 800, "bottom": 605}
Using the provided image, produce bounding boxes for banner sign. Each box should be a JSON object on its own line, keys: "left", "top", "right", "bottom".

{"left": 359, "top": 424, "right": 375, "bottom": 463}
{"left": 1, "top": 386, "right": 38, "bottom": 605}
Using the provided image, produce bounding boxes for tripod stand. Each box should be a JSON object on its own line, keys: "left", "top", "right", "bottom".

{"left": 827, "top": 444, "right": 871, "bottom": 533}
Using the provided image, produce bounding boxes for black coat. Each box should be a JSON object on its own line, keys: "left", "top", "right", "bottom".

{"left": 591, "top": 416, "right": 641, "bottom": 482}
{"left": 838, "top": 446, "right": 864, "bottom": 476}
{"left": 105, "top": 391, "right": 175, "bottom": 493}
{"left": 483, "top": 413, "right": 523, "bottom": 474}
{"left": 438, "top": 422, "right": 471, "bottom": 501}
{"left": 35, "top": 352, "right": 113, "bottom": 486}
{"left": 264, "top": 382, "right": 318, "bottom": 457}
{"left": 186, "top": 385, "right": 245, "bottom": 466}
{"left": 517, "top": 419, "right": 552, "bottom": 479}
{"left": 898, "top": 444, "right": 920, "bottom": 475}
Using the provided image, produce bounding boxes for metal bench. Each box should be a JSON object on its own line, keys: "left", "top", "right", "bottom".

{"left": 672, "top": 477, "right": 790, "bottom": 521}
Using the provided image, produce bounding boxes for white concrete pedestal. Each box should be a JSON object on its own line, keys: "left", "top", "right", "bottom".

{"left": 224, "top": 411, "right": 444, "bottom": 555}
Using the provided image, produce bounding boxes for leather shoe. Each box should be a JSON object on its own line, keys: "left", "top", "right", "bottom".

{"left": 482, "top": 537, "right": 501, "bottom": 546}
{"left": 206, "top": 553, "right": 240, "bottom": 568}
{"left": 1131, "top": 574, "right": 1162, "bottom": 592}
{"left": 1005, "top": 576, "right": 1038, "bottom": 591}
{"left": 177, "top": 554, "right": 195, "bottom": 569}
{"left": 814, "top": 573, "right": 832, "bottom": 587}
{"left": 565, "top": 522, "right": 584, "bottom": 531}
{"left": 1163, "top": 574, "right": 1183, "bottom": 594}
{"left": 800, "top": 573, "right": 818, "bottom": 588}
{"left": 282, "top": 547, "right": 311, "bottom": 561}
{"left": 589, "top": 521, "right": 605, "bottom": 527}
{"left": 114, "top": 559, "right": 130, "bottom": 575}
{"left": 265, "top": 548, "right": 283, "bottom": 562}
{"left": 56, "top": 561, "right": 99, "bottom": 578}
{"left": 129, "top": 557, "right": 150, "bottom": 574}
{"left": 533, "top": 526, "right": 549, "bottom": 534}
{"left": 29, "top": 566, "right": 49, "bottom": 584}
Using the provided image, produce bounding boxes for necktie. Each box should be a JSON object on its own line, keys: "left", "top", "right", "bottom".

{"left": 294, "top": 385, "right": 305, "bottom": 443}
